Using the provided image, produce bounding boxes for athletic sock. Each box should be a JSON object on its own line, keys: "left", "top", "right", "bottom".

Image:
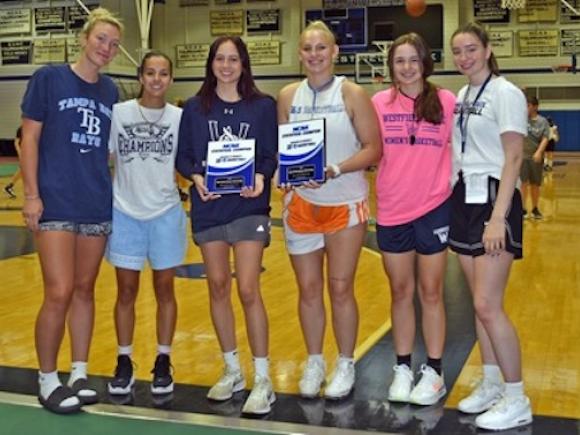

{"left": 397, "top": 354, "right": 412, "bottom": 369}
{"left": 39, "top": 371, "right": 61, "bottom": 400}
{"left": 504, "top": 381, "right": 525, "bottom": 399}
{"left": 223, "top": 350, "right": 241, "bottom": 373}
{"left": 68, "top": 361, "right": 88, "bottom": 386}
{"left": 253, "top": 357, "right": 269, "bottom": 379}
{"left": 483, "top": 364, "right": 503, "bottom": 384}
{"left": 157, "top": 344, "right": 171, "bottom": 355}
{"left": 427, "top": 357, "right": 442, "bottom": 375}
{"left": 118, "top": 344, "right": 133, "bottom": 356}
{"left": 307, "top": 354, "right": 324, "bottom": 365}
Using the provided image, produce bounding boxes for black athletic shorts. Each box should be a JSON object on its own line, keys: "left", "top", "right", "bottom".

{"left": 449, "top": 176, "right": 523, "bottom": 260}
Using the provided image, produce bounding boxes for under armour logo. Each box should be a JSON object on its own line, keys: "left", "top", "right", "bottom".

{"left": 433, "top": 226, "right": 449, "bottom": 244}
{"left": 256, "top": 225, "right": 264, "bottom": 232}
{"left": 224, "top": 108, "right": 234, "bottom": 115}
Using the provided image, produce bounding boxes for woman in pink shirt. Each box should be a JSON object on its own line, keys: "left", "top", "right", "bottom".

{"left": 371, "top": 33, "right": 455, "bottom": 406}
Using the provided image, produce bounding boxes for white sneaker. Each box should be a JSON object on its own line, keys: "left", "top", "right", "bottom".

{"left": 299, "top": 359, "right": 326, "bottom": 398}
{"left": 207, "top": 368, "right": 245, "bottom": 401}
{"left": 387, "top": 364, "right": 414, "bottom": 403}
{"left": 475, "top": 395, "right": 533, "bottom": 431}
{"left": 324, "top": 359, "right": 355, "bottom": 400}
{"left": 241, "top": 376, "right": 276, "bottom": 415}
{"left": 409, "top": 364, "right": 446, "bottom": 405}
{"left": 458, "top": 378, "right": 504, "bottom": 414}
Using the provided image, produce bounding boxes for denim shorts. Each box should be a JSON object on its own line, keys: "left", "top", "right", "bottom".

{"left": 38, "top": 220, "right": 112, "bottom": 237}
{"left": 106, "top": 204, "right": 187, "bottom": 271}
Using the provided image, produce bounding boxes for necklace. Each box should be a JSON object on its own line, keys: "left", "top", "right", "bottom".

{"left": 137, "top": 101, "right": 166, "bottom": 125}
{"left": 399, "top": 90, "right": 418, "bottom": 145}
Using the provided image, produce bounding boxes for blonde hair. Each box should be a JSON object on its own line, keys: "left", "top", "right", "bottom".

{"left": 81, "top": 7, "right": 124, "bottom": 37}
{"left": 301, "top": 20, "right": 336, "bottom": 46}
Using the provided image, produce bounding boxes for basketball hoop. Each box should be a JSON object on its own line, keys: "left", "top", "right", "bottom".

{"left": 501, "top": 0, "right": 526, "bottom": 9}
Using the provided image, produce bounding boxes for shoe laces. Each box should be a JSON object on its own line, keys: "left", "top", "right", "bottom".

{"left": 115, "top": 355, "right": 134, "bottom": 378}
{"left": 151, "top": 354, "right": 172, "bottom": 378}
{"left": 487, "top": 395, "right": 510, "bottom": 414}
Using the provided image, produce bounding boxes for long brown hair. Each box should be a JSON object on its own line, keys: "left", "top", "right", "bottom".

{"left": 197, "top": 36, "right": 267, "bottom": 114}
{"left": 387, "top": 33, "right": 443, "bottom": 124}
{"left": 451, "top": 21, "right": 500, "bottom": 76}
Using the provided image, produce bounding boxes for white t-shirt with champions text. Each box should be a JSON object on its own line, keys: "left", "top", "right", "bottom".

{"left": 109, "top": 99, "right": 182, "bottom": 220}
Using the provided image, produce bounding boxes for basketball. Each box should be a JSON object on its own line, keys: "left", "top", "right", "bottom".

{"left": 406, "top": 0, "right": 427, "bottom": 17}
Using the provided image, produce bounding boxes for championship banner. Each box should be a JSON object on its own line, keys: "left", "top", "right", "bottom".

{"left": 246, "top": 9, "right": 280, "bottom": 33}
{"left": 33, "top": 38, "right": 66, "bottom": 64}
{"left": 518, "top": 29, "right": 559, "bottom": 56}
{"left": 35, "top": 7, "right": 66, "bottom": 33}
{"left": 1, "top": 41, "right": 31, "bottom": 65}
{"left": 210, "top": 10, "right": 243, "bottom": 36}
{"left": 0, "top": 8, "right": 32, "bottom": 35}
{"left": 473, "top": 0, "right": 510, "bottom": 23}
{"left": 205, "top": 139, "right": 255, "bottom": 194}
{"left": 278, "top": 119, "right": 326, "bottom": 186}
{"left": 518, "top": 0, "right": 558, "bottom": 22}
{"left": 66, "top": 37, "right": 81, "bottom": 62}
{"left": 490, "top": 31, "right": 514, "bottom": 57}
{"left": 247, "top": 40, "right": 280, "bottom": 65}
{"left": 175, "top": 43, "right": 209, "bottom": 68}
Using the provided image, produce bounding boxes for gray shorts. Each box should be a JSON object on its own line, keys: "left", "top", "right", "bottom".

{"left": 520, "top": 158, "right": 543, "bottom": 186}
{"left": 194, "top": 215, "right": 270, "bottom": 247}
{"left": 38, "top": 220, "right": 112, "bottom": 237}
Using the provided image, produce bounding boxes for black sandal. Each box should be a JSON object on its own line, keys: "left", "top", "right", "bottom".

{"left": 70, "top": 378, "right": 99, "bottom": 405}
{"left": 38, "top": 386, "right": 82, "bottom": 414}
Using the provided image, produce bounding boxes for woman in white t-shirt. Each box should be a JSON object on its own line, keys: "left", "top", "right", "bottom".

{"left": 106, "top": 51, "right": 186, "bottom": 398}
{"left": 449, "top": 22, "right": 532, "bottom": 432}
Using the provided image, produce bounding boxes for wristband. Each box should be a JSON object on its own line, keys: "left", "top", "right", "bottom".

{"left": 329, "top": 163, "right": 341, "bottom": 178}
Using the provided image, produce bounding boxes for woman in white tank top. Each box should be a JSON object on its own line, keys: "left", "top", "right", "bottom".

{"left": 277, "top": 20, "right": 381, "bottom": 400}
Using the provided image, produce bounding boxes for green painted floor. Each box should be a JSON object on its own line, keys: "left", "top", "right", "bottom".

{"left": 0, "top": 402, "right": 277, "bottom": 435}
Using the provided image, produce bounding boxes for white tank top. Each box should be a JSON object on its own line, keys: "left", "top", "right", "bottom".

{"left": 288, "top": 76, "right": 368, "bottom": 205}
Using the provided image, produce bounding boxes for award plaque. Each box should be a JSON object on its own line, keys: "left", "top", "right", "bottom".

{"left": 205, "top": 138, "right": 255, "bottom": 194}
{"left": 278, "top": 119, "right": 326, "bottom": 185}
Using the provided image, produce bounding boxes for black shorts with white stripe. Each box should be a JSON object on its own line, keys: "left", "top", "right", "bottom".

{"left": 448, "top": 176, "right": 523, "bottom": 260}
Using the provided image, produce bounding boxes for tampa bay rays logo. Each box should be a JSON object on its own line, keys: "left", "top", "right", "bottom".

{"left": 208, "top": 121, "right": 250, "bottom": 141}
{"left": 118, "top": 122, "right": 173, "bottom": 163}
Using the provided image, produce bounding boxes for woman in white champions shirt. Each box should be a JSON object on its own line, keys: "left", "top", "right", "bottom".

{"left": 277, "top": 20, "right": 381, "bottom": 400}
{"left": 106, "top": 51, "right": 186, "bottom": 398}
{"left": 449, "top": 22, "right": 532, "bottom": 432}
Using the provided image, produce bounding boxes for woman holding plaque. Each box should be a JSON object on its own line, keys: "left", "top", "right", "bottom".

{"left": 277, "top": 20, "right": 381, "bottom": 399}
{"left": 450, "top": 22, "right": 532, "bottom": 431}
{"left": 106, "top": 51, "right": 186, "bottom": 397}
{"left": 19, "top": 8, "right": 122, "bottom": 414}
{"left": 371, "top": 33, "right": 455, "bottom": 406}
{"left": 176, "top": 36, "right": 277, "bottom": 415}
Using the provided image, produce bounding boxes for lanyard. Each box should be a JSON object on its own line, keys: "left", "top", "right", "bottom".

{"left": 459, "top": 73, "right": 493, "bottom": 154}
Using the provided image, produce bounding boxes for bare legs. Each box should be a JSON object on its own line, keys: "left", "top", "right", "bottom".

{"left": 290, "top": 223, "right": 366, "bottom": 357}
{"left": 113, "top": 267, "right": 177, "bottom": 348}
{"left": 35, "top": 231, "right": 106, "bottom": 373}
{"left": 200, "top": 241, "right": 269, "bottom": 357}
{"left": 458, "top": 253, "right": 522, "bottom": 382}
{"left": 382, "top": 250, "right": 447, "bottom": 360}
